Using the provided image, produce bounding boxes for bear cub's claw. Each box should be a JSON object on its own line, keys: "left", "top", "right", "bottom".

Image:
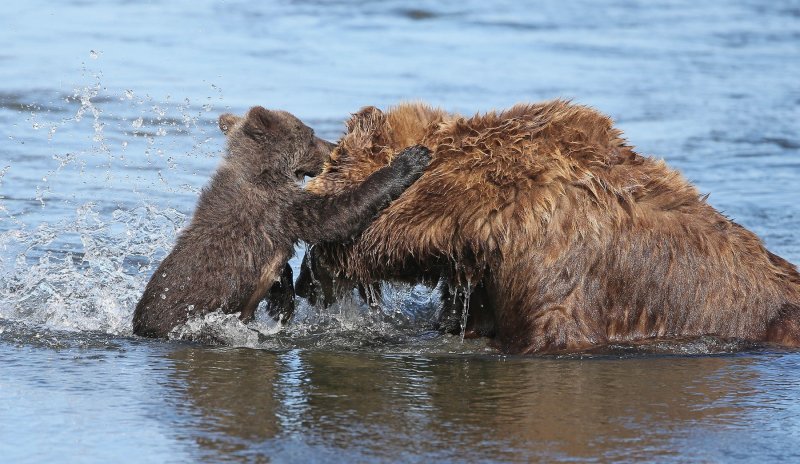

{"left": 393, "top": 144, "right": 432, "bottom": 176}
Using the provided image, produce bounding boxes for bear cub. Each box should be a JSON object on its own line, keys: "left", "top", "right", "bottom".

{"left": 132, "top": 106, "right": 431, "bottom": 338}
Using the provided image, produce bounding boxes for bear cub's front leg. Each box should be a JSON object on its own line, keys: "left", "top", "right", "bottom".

{"left": 264, "top": 145, "right": 432, "bottom": 323}
{"left": 290, "top": 145, "right": 432, "bottom": 244}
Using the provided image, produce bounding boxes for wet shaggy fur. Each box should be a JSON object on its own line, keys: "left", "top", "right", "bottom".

{"left": 303, "top": 100, "right": 800, "bottom": 354}
{"left": 132, "top": 106, "right": 431, "bottom": 338}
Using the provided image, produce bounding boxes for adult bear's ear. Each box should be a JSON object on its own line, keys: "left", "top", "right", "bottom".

{"left": 346, "top": 106, "right": 385, "bottom": 134}
{"left": 245, "top": 106, "right": 280, "bottom": 134}
{"left": 218, "top": 113, "right": 241, "bottom": 135}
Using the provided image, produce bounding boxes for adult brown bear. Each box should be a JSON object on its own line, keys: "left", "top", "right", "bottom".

{"left": 299, "top": 100, "right": 800, "bottom": 354}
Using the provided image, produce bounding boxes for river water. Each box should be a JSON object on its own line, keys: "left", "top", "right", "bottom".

{"left": 1, "top": 1, "right": 799, "bottom": 462}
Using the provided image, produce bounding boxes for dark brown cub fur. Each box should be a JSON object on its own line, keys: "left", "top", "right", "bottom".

{"left": 132, "top": 106, "right": 431, "bottom": 339}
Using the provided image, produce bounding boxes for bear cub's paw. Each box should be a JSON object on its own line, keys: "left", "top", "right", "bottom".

{"left": 392, "top": 145, "right": 432, "bottom": 177}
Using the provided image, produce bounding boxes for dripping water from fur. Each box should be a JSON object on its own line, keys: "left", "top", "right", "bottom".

{"left": 460, "top": 280, "right": 472, "bottom": 342}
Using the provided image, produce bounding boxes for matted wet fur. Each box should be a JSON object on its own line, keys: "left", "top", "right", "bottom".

{"left": 301, "top": 100, "right": 800, "bottom": 354}
{"left": 132, "top": 106, "right": 431, "bottom": 339}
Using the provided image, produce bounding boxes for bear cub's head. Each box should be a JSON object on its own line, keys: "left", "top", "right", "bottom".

{"left": 218, "top": 106, "right": 335, "bottom": 179}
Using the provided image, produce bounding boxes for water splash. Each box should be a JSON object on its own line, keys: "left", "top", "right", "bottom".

{"left": 166, "top": 281, "right": 448, "bottom": 352}
{"left": 0, "top": 63, "right": 230, "bottom": 335}
{"left": 0, "top": 166, "right": 10, "bottom": 218}
{"left": 0, "top": 203, "right": 186, "bottom": 335}
{"left": 71, "top": 78, "right": 106, "bottom": 146}
{"left": 171, "top": 311, "right": 281, "bottom": 347}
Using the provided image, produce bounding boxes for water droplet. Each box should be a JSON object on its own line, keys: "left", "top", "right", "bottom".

{"left": 160, "top": 293, "right": 166, "bottom": 300}
{"left": 161, "top": 272, "right": 167, "bottom": 278}
{"left": 132, "top": 117, "right": 144, "bottom": 129}
{"left": 89, "top": 50, "right": 99, "bottom": 59}
{"left": 124, "top": 89, "right": 134, "bottom": 100}
{"left": 156, "top": 127, "right": 166, "bottom": 137}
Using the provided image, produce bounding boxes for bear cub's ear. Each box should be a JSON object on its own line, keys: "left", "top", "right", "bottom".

{"left": 245, "top": 106, "right": 281, "bottom": 133}
{"left": 218, "top": 113, "right": 241, "bottom": 135}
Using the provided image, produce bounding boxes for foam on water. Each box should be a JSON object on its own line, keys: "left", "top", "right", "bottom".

{"left": 165, "top": 280, "right": 473, "bottom": 353}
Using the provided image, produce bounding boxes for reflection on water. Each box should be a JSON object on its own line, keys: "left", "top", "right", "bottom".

{"left": 2, "top": 324, "right": 799, "bottom": 461}
{"left": 167, "top": 349, "right": 282, "bottom": 459}
{"left": 70, "top": 345, "right": 797, "bottom": 462}
{"left": 2, "top": 0, "right": 800, "bottom": 461}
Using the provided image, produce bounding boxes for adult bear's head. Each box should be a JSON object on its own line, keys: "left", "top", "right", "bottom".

{"left": 307, "top": 102, "right": 451, "bottom": 195}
